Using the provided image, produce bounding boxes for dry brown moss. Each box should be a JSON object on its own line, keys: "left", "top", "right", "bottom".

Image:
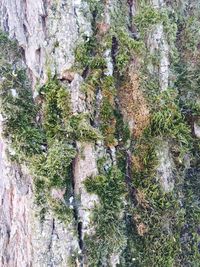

{"left": 131, "top": 155, "right": 144, "bottom": 172}
{"left": 135, "top": 189, "right": 149, "bottom": 209}
{"left": 133, "top": 214, "right": 149, "bottom": 236}
{"left": 119, "top": 63, "right": 150, "bottom": 138}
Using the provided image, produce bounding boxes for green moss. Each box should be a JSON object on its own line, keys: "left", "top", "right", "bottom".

{"left": 40, "top": 76, "right": 100, "bottom": 143}
{"left": 31, "top": 76, "right": 101, "bottom": 219}
{"left": 34, "top": 178, "right": 47, "bottom": 221}
{"left": 117, "top": 39, "right": 194, "bottom": 264}
{"left": 48, "top": 197, "right": 73, "bottom": 223}
{"left": 85, "top": 168, "right": 125, "bottom": 208}
{"left": 120, "top": 83, "right": 194, "bottom": 265}
{"left": 0, "top": 50, "right": 44, "bottom": 160}
{"left": 127, "top": 150, "right": 200, "bottom": 265}
{"left": 69, "top": 114, "right": 101, "bottom": 142}
{"left": 114, "top": 29, "right": 144, "bottom": 75}
{"left": 182, "top": 15, "right": 200, "bottom": 53}
{"left": 45, "top": 140, "right": 76, "bottom": 187}
{"left": 100, "top": 97, "right": 116, "bottom": 146}
{"left": 75, "top": 37, "right": 118, "bottom": 146}
{"left": 134, "top": 5, "right": 161, "bottom": 36}
{"left": 171, "top": 6, "right": 200, "bottom": 263}
{"left": 162, "top": 9, "right": 179, "bottom": 62}
{"left": 75, "top": 3, "right": 144, "bottom": 145}
{"left": 115, "top": 108, "right": 131, "bottom": 146}
{"left": 75, "top": 37, "right": 117, "bottom": 147}
{"left": 73, "top": 3, "right": 200, "bottom": 266}
{"left": 0, "top": 33, "right": 101, "bottom": 222}
{"left": 85, "top": 0, "right": 104, "bottom": 25}
{"left": 81, "top": 69, "right": 102, "bottom": 93}
{"left": 119, "top": 133, "right": 184, "bottom": 266}
{"left": 0, "top": 31, "right": 19, "bottom": 60}
{"left": 180, "top": 167, "right": 200, "bottom": 265}
{"left": 39, "top": 77, "right": 71, "bottom": 139}
{"left": 74, "top": 37, "right": 96, "bottom": 69}
{"left": 84, "top": 167, "right": 127, "bottom": 266}
{"left": 120, "top": 77, "right": 196, "bottom": 266}
{"left": 32, "top": 150, "right": 72, "bottom": 223}
{"left": 149, "top": 89, "right": 192, "bottom": 157}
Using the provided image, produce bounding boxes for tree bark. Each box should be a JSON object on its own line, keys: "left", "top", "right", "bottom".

{"left": 0, "top": 0, "right": 199, "bottom": 266}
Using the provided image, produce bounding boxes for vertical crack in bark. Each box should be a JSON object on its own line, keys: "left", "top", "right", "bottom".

{"left": 127, "top": 0, "right": 133, "bottom": 31}
{"left": 125, "top": 150, "right": 136, "bottom": 203}
{"left": 48, "top": 218, "right": 55, "bottom": 253}
{"left": 71, "top": 159, "right": 84, "bottom": 267}
{"left": 111, "top": 36, "right": 118, "bottom": 71}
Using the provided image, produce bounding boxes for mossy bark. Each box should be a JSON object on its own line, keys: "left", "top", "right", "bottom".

{"left": 0, "top": 0, "right": 200, "bottom": 266}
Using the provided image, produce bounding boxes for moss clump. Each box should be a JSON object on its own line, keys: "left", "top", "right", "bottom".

{"left": 0, "top": 31, "right": 19, "bottom": 61}
{"left": 75, "top": 37, "right": 118, "bottom": 147}
{"left": 33, "top": 76, "right": 100, "bottom": 220}
{"left": 179, "top": 15, "right": 200, "bottom": 55}
{"left": 0, "top": 71, "right": 76, "bottom": 221}
{"left": 44, "top": 140, "right": 76, "bottom": 187}
{"left": 98, "top": 93, "right": 118, "bottom": 146}
{"left": 149, "top": 89, "right": 192, "bottom": 158}
{"left": 84, "top": 167, "right": 127, "bottom": 266}
{"left": 171, "top": 5, "right": 200, "bottom": 264}
{"left": 114, "top": 29, "right": 144, "bottom": 75}
{"left": 120, "top": 133, "right": 184, "bottom": 266}
{"left": 134, "top": 5, "right": 161, "bottom": 36}
{"left": 40, "top": 75, "right": 100, "bottom": 143}
{"left": 0, "top": 35, "right": 44, "bottom": 160}
{"left": 0, "top": 32, "right": 101, "bottom": 223}
{"left": 39, "top": 77, "right": 71, "bottom": 139}
{"left": 123, "top": 4, "right": 200, "bottom": 263}
{"left": 75, "top": 36, "right": 99, "bottom": 70}
{"left": 75, "top": 1, "right": 144, "bottom": 146}
{"left": 120, "top": 86, "right": 194, "bottom": 266}
{"left": 180, "top": 166, "right": 200, "bottom": 265}
{"left": 69, "top": 114, "right": 101, "bottom": 142}
{"left": 117, "top": 35, "right": 193, "bottom": 263}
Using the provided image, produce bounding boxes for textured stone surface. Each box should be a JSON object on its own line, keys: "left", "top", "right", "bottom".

{"left": 157, "top": 141, "right": 175, "bottom": 193}
{"left": 0, "top": 117, "right": 32, "bottom": 267}
{"left": 0, "top": 0, "right": 195, "bottom": 266}
{"left": 0, "top": 119, "right": 79, "bottom": 267}
{"left": 148, "top": 0, "right": 169, "bottom": 91}
{"left": 70, "top": 74, "right": 86, "bottom": 114}
{"left": 148, "top": 2, "right": 173, "bottom": 193}
{"left": 73, "top": 142, "right": 99, "bottom": 238}
{"left": 0, "top": 0, "right": 91, "bottom": 265}
{"left": 194, "top": 122, "right": 200, "bottom": 139}
{"left": 31, "top": 213, "right": 78, "bottom": 267}
{"left": 0, "top": 0, "right": 91, "bottom": 85}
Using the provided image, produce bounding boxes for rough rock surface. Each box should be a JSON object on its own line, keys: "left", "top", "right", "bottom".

{"left": 0, "top": 0, "right": 199, "bottom": 266}
{"left": 194, "top": 122, "right": 200, "bottom": 139}
{"left": 0, "top": 0, "right": 91, "bottom": 266}
{"left": 0, "top": 118, "right": 79, "bottom": 267}
{"left": 149, "top": 0, "right": 169, "bottom": 91}
{"left": 0, "top": 0, "right": 91, "bottom": 84}
{"left": 73, "top": 142, "right": 99, "bottom": 238}
{"left": 156, "top": 141, "right": 175, "bottom": 192}
{"left": 0, "top": 137, "right": 32, "bottom": 267}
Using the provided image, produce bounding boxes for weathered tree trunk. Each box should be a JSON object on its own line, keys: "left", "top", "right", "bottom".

{"left": 0, "top": 0, "right": 199, "bottom": 266}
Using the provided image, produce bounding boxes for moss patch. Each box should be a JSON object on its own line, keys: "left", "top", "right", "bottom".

{"left": 0, "top": 32, "right": 101, "bottom": 223}
{"left": 84, "top": 167, "right": 127, "bottom": 266}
